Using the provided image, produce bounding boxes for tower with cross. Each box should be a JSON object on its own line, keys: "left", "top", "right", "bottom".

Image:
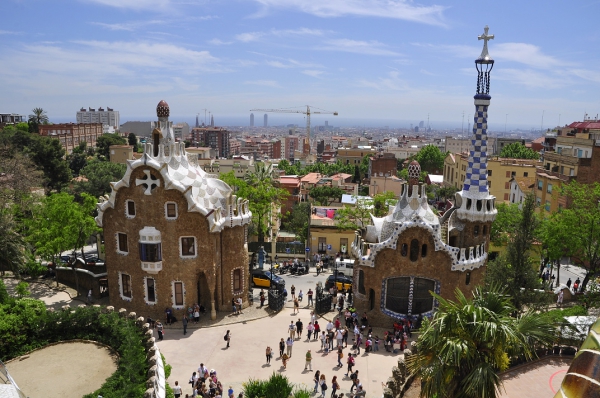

{"left": 453, "top": 26, "right": 498, "bottom": 242}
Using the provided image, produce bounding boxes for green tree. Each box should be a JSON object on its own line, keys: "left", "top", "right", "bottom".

{"left": 372, "top": 190, "right": 397, "bottom": 217}
{"left": 284, "top": 202, "right": 311, "bottom": 243}
{"left": 15, "top": 281, "right": 30, "bottom": 298}
{"left": 67, "top": 142, "right": 91, "bottom": 176}
{"left": 334, "top": 192, "right": 397, "bottom": 230}
{"left": 71, "top": 160, "right": 127, "bottom": 199}
{"left": 437, "top": 185, "right": 459, "bottom": 201}
{"left": 359, "top": 154, "right": 371, "bottom": 178}
{"left": 0, "top": 210, "right": 29, "bottom": 277}
{"left": 96, "top": 133, "right": 127, "bottom": 160}
{"left": 415, "top": 144, "right": 448, "bottom": 174}
{"left": 221, "top": 171, "right": 288, "bottom": 243}
{"left": 485, "top": 194, "right": 543, "bottom": 310}
{"left": 27, "top": 107, "right": 49, "bottom": 133}
{"left": 407, "top": 286, "right": 555, "bottom": 398}
{"left": 546, "top": 182, "right": 600, "bottom": 291}
{"left": 499, "top": 142, "right": 540, "bottom": 160}
{"left": 489, "top": 202, "right": 522, "bottom": 247}
{"left": 26, "top": 192, "right": 100, "bottom": 295}
{"left": 127, "top": 132, "right": 137, "bottom": 147}
{"left": 309, "top": 185, "right": 344, "bottom": 206}
{"left": 28, "top": 136, "right": 72, "bottom": 194}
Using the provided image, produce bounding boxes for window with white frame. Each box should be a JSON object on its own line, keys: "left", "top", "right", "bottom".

{"left": 173, "top": 281, "right": 184, "bottom": 306}
{"left": 126, "top": 200, "right": 136, "bottom": 218}
{"left": 165, "top": 202, "right": 178, "bottom": 219}
{"left": 146, "top": 277, "right": 156, "bottom": 303}
{"left": 117, "top": 232, "right": 128, "bottom": 254}
{"left": 121, "top": 273, "right": 132, "bottom": 298}
{"left": 180, "top": 237, "right": 197, "bottom": 257}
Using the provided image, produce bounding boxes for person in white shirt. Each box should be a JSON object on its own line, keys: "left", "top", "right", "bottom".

{"left": 326, "top": 321, "right": 334, "bottom": 332}
{"left": 172, "top": 381, "right": 182, "bottom": 398}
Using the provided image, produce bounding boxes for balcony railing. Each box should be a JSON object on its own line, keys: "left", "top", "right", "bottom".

{"left": 141, "top": 261, "right": 163, "bottom": 274}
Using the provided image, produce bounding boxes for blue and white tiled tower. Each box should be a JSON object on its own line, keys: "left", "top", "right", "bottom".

{"left": 455, "top": 26, "right": 498, "bottom": 224}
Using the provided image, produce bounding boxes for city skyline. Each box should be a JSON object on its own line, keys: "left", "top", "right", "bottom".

{"left": 2, "top": 0, "right": 600, "bottom": 130}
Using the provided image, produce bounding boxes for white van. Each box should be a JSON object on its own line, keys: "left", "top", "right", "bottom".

{"left": 334, "top": 259, "right": 355, "bottom": 275}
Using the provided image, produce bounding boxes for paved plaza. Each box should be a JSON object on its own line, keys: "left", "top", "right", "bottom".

{"left": 3, "top": 267, "right": 581, "bottom": 398}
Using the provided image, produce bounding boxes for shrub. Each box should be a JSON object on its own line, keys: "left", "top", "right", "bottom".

{"left": 243, "top": 378, "right": 265, "bottom": 398}
{"left": 0, "top": 299, "right": 150, "bottom": 398}
{"left": 538, "top": 305, "right": 587, "bottom": 325}
{"left": 264, "top": 373, "right": 293, "bottom": 398}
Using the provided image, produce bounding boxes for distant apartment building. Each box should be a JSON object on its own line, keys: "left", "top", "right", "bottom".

{"left": 172, "top": 123, "right": 189, "bottom": 141}
{"left": 368, "top": 153, "right": 397, "bottom": 179}
{"left": 369, "top": 175, "right": 403, "bottom": 197}
{"left": 281, "top": 136, "right": 300, "bottom": 161}
{"left": 443, "top": 153, "right": 540, "bottom": 202}
{"left": 250, "top": 113, "right": 254, "bottom": 127}
{"left": 120, "top": 121, "right": 153, "bottom": 138}
{"left": 263, "top": 114, "right": 268, "bottom": 127}
{"left": 38, "top": 123, "right": 103, "bottom": 154}
{"left": 76, "top": 107, "right": 119, "bottom": 128}
{"left": 445, "top": 137, "right": 497, "bottom": 155}
{"left": 190, "top": 127, "right": 230, "bottom": 158}
{"left": 508, "top": 176, "right": 535, "bottom": 207}
{"left": 0, "top": 113, "right": 25, "bottom": 127}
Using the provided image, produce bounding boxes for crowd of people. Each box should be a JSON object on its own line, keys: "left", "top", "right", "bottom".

{"left": 185, "top": 363, "right": 242, "bottom": 398}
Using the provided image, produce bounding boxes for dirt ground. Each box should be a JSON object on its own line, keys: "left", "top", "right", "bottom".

{"left": 6, "top": 342, "right": 118, "bottom": 398}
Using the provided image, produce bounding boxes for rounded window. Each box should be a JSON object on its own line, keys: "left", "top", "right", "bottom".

{"left": 410, "top": 239, "right": 419, "bottom": 262}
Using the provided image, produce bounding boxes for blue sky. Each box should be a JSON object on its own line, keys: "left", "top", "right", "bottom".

{"left": 2, "top": 0, "right": 600, "bottom": 130}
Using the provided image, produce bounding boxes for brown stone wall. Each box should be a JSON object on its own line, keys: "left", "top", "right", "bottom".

{"left": 576, "top": 145, "right": 600, "bottom": 185}
{"left": 452, "top": 219, "right": 493, "bottom": 250}
{"left": 354, "top": 225, "right": 484, "bottom": 327}
{"left": 219, "top": 226, "right": 249, "bottom": 310}
{"left": 102, "top": 166, "right": 247, "bottom": 322}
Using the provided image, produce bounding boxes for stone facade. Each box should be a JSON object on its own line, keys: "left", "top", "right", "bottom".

{"left": 96, "top": 100, "right": 251, "bottom": 322}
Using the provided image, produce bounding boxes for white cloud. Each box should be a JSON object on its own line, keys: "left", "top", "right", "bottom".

{"left": 319, "top": 39, "right": 400, "bottom": 56}
{"left": 208, "top": 38, "right": 233, "bottom": 45}
{"left": 235, "top": 32, "right": 265, "bottom": 42}
{"left": 493, "top": 43, "right": 569, "bottom": 69}
{"left": 266, "top": 61, "right": 290, "bottom": 68}
{"left": 271, "top": 28, "right": 326, "bottom": 37}
{"left": 0, "top": 40, "right": 221, "bottom": 97}
{"left": 82, "top": 0, "right": 170, "bottom": 10}
{"left": 243, "top": 80, "right": 281, "bottom": 88}
{"left": 494, "top": 68, "right": 569, "bottom": 89}
{"left": 251, "top": 0, "right": 447, "bottom": 26}
{"left": 91, "top": 20, "right": 166, "bottom": 31}
{"left": 302, "top": 70, "right": 324, "bottom": 78}
{"left": 356, "top": 71, "right": 410, "bottom": 91}
{"left": 0, "top": 30, "right": 19, "bottom": 35}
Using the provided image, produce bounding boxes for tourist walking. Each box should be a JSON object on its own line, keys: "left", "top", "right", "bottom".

{"left": 156, "top": 321, "right": 164, "bottom": 341}
{"left": 337, "top": 347, "right": 344, "bottom": 367}
{"left": 266, "top": 346, "right": 272, "bottom": 364}
{"left": 293, "top": 298, "right": 300, "bottom": 315}
{"left": 259, "top": 289, "right": 266, "bottom": 307}
{"left": 224, "top": 330, "right": 231, "bottom": 348}
{"left": 279, "top": 338, "right": 285, "bottom": 357}
{"left": 313, "top": 371, "right": 321, "bottom": 393}
{"left": 289, "top": 321, "right": 296, "bottom": 339}
{"left": 173, "top": 381, "right": 182, "bottom": 398}
{"left": 183, "top": 315, "right": 188, "bottom": 335}
{"left": 308, "top": 289, "right": 314, "bottom": 307}
{"left": 296, "top": 318, "right": 303, "bottom": 339}
{"left": 331, "top": 376, "right": 339, "bottom": 398}
{"left": 282, "top": 352, "right": 289, "bottom": 369}
{"left": 345, "top": 353, "right": 355, "bottom": 375}
{"left": 304, "top": 349, "right": 312, "bottom": 371}
{"left": 291, "top": 284, "right": 296, "bottom": 300}
{"left": 298, "top": 289, "right": 304, "bottom": 302}
{"left": 307, "top": 322, "right": 314, "bottom": 341}
{"left": 286, "top": 337, "right": 294, "bottom": 357}
{"left": 319, "top": 374, "right": 327, "bottom": 398}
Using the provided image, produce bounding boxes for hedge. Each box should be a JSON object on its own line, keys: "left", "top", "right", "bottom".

{"left": 0, "top": 295, "right": 149, "bottom": 398}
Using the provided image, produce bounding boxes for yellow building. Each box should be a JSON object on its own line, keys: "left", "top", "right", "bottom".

{"left": 308, "top": 208, "right": 355, "bottom": 257}
{"left": 109, "top": 144, "right": 134, "bottom": 164}
{"left": 337, "top": 147, "right": 377, "bottom": 166}
{"left": 534, "top": 170, "right": 570, "bottom": 214}
{"left": 444, "top": 153, "right": 540, "bottom": 202}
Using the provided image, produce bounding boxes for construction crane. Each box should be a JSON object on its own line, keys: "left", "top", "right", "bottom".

{"left": 250, "top": 105, "right": 338, "bottom": 155}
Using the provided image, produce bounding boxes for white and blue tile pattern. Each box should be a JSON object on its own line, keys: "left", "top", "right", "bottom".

{"left": 463, "top": 104, "right": 490, "bottom": 193}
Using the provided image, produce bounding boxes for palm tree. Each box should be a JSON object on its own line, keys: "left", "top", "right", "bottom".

{"left": 406, "top": 286, "right": 555, "bottom": 398}
{"left": 244, "top": 161, "right": 273, "bottom": 185}
{"left": 28, "top": 107, "right": 49, "bottom": 125}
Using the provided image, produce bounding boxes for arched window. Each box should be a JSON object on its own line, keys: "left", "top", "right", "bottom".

{"left": 421, "top": 244, "right": 428, "bottom": 257}
{"left": 466, "top": 272, "right": 471, "bottom": 285}
{"left": 369, "top": 289, "right": 375, "bottom": 311}
{"left": 410, "top": 239, "right": 419, "bottom": 262}
{"left": 358, "top": 270, "right": 366, "bottom": 294}
{"left": 385, "top": 277, "right": 435, "bottom": 316}
{"left": 474, "top": 225, "right": 479, "bottom": 237}
{"left": 233, "top": 269, "right": 242, "bottom": 292}
{"left": 401, "top": 243, "right": 408, "bottom": 257}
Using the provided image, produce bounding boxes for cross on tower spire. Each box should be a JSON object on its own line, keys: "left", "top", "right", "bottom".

{"left": 477, "top": 25, "right": 494, "bottom": 61}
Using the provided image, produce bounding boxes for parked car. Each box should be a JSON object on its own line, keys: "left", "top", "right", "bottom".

{"left": 325, "top": 274, "right": 353, "bottom": 291}
{"left": 251, "top": 269, "right": 285, "bottom": 289}
{"left": 290, "top": 262, "right": 309, "bottom": 275}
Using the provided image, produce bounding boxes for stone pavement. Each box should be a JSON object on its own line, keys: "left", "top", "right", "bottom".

{"left": 3, "top": 276, "right": 403, "bottom": 397}
{"left": 499, "top": 356, "right": 572, "bottom": 398}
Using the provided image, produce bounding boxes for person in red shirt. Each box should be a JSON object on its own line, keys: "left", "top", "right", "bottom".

{"left": 334, "top": 317, "right": 341, "bottom": 330}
